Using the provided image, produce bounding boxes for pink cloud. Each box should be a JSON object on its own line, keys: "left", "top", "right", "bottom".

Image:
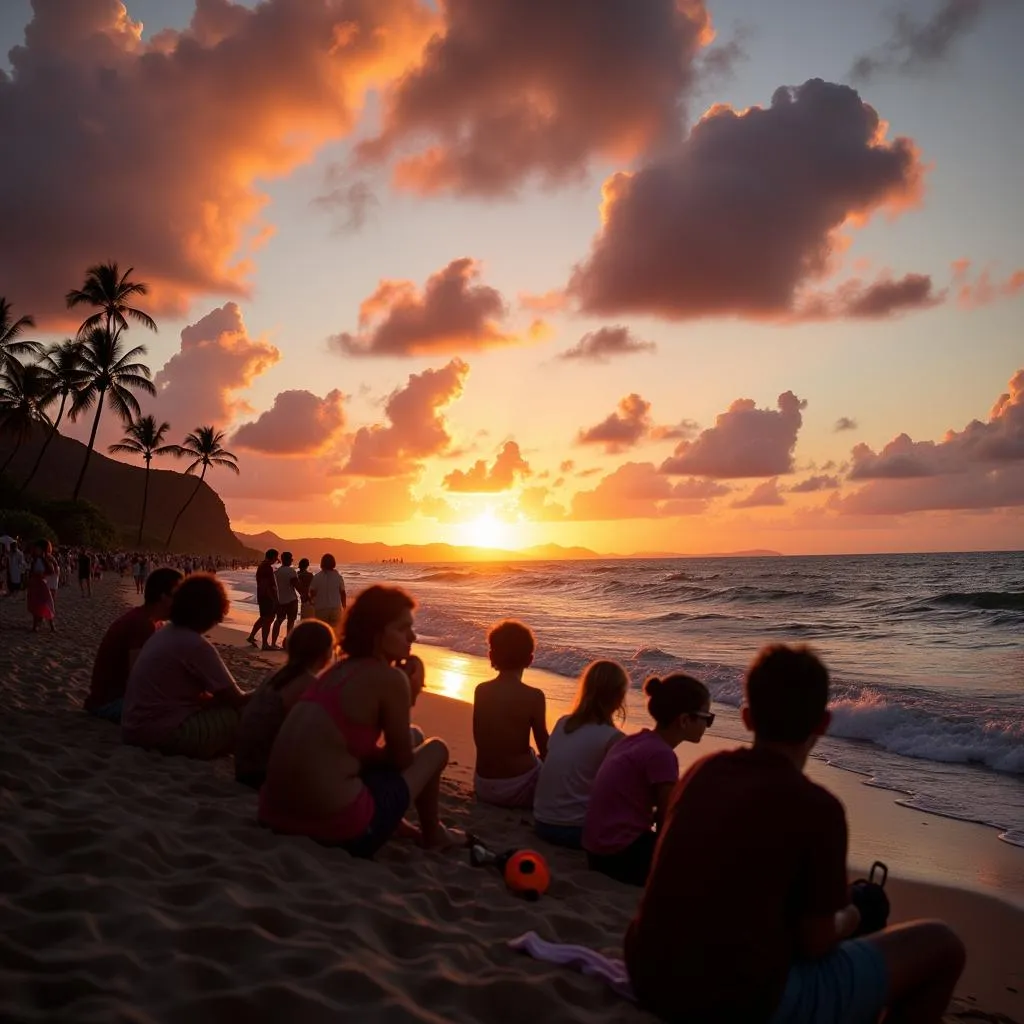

{"left": 661, "top": 391, "right": 806, "bottom": 478}
{"left": 358, "top": 0, "right": 712, "bottom": 196}
{"left": 232, "top": 389, "right": 346, "bottom": 456}
{"left": 443, "top": 441, "right": 531, "bottom": 492}
{"left": 790, "top": 474, "right": 841, "bottom": 493}
{"left": 343, "top": 358, "right": 469, "bottom": 476}
{"left": 0, "top": 0, "right": 436, "bottom": 320}
{"left": 570, "top": 462, "right": 729, "bottom": 520}
{"left": 732, "top": 478, "right": 785, "bottom": 508}
{"left": 568, "top": 79, "right": 925, "bottom": 321}
{"left": 578, "top": 393, "right": 653, "bottom": 453}
{"left": 331, "top": 259, "right": 519, "bottom": 357}
{"left": 558, "top": 326, "right": 657, "bottom": 363}
{"left": 952, "top": 260, "right": 1024, "bottom": 309}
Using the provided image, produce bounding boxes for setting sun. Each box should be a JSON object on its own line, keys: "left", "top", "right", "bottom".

{"left": 461, "top": 511, "right": 509, "bottom": 549}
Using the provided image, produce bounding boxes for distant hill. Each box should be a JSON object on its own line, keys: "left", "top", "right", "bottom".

{"left": 629, "top": 549, "right": 783, "bottom": 558}
{"left": 235, "top": 530, "right": 600, "bottom": 564}
{"left": 1, "top": 426, "right": 249, "bottom": 556}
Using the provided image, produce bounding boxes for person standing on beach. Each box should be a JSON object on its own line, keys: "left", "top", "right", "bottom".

{"left": 246, "top": 548, "right": 278, "bottom": 650}
{"left": 77, "top": 549, "right": 92, "bottom": 597}
{"left": 270, "top": 551, "right": 299, "bottom": 649}
{"left": 7, "top": 540, "right": 25, "bottom": 594}
{"left": 309, "top": 553, "right": 346, "bottom": 637}
{"left": 84, "top": 567, "right": 184, "bottom": 723}
{"left": 295, "top": 558, "right": 314, "bottom": 619}
{"left": 27, "top": 540, "right": 58, "bottom": 632}
{"left": 472, "top": 620, "right": 549, "bottom": 808}
{"left": 625, "top": 645, "right": 966, "bottom": 1024}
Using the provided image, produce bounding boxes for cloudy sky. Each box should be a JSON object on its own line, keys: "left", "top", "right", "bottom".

{"left": 1, "top": 0, "right": 1021, "bottom": 554}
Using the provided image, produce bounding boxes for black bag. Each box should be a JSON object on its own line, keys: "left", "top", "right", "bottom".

{"left": 850, "top": 861, "right": 890, "bottom": 936}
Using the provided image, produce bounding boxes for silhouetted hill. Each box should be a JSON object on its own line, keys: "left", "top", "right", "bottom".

{"left": 1, "top": 426, "right": 249, "bottom": 555}
{"left": 236, "top": 530, "right": 600, "bottom": 564}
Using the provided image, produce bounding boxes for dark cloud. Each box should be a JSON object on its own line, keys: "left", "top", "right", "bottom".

{"left": 232, "top": 389, "right": 346, "bottom": 455}
{"left": 443, "top": 440, "right": 531, "bottom": 492}
{"left": 851, "top": 0, "right": 990, "bottom": 82}
{"left": 557, "top": 326, "right": 657, "bottom": 363}
{"left": 790, "top": 474, "right": 841, "bottom": 493}
{"left": 330, "top": 258, "right": 519, "bottom": 357}
{"left": 732, "top": 478, "right": 784, "bottom": 508}
{"left": 358, "top": 0, "right": 712, "bottom": 195}
{"left": 568, "top": 79, "right": 924, "bottom": 321}
{"left": 834, "top": 417, "right": 858, "bottom": 432}
{"left": 798, "top": 273, "right": 943, "bottom": 319}
{"left": 661, "top": 391, "right": 806, "bottom": 478}
{"left": 313, "top": 175, "right": 380, "bottom": 233}
{"left": 0, "top": 0, "right": 435, "bottom": 320}
{"left": 577, "top": 393, "right": 652, "bottom": 453}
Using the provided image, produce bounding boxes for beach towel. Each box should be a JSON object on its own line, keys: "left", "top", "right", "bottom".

{"left": 508, "top": 931, "right": 635, "bottom": 1001}
{"left": 474, "top": 754, "right": 540, "bottom": 808}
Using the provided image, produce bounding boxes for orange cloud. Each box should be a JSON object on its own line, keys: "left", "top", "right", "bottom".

{"left": 732, "top": 478, "right": 785, "bottom": 508}
{"left": 0, "top": 0, "right": 435, "bottom": 319}
{"left": 232, "top": 389, "right": 347, "bottom": 456}
{"left": 331, "top": 259, "right": 519, "bottom": 357}
{"left": 952, "top": 260, "right": 1024, "bottom": 309}
{"left": 578, "top": 394, "right": 653, "bottom": 453}
{"left": 358, "top": 0, "right": 712, "bottom": 195}
{"left": 153, "top": 302, "right": 280, "bottom": 432}
{"left": 568, "top": 79, "right": 925, "bottom": 321}
{"left": 570, "top": 462, "right": 729, "bottom": 520}
{"left": 443, "top": 441, "right": 531, "bottom": 492}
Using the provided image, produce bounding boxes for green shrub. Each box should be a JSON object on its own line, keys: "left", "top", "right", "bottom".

{"left": 33, "top": 498, "right": 116, "bottom": 548}
{"left": 0, "top": 508, "right": 57, "bottom": 545}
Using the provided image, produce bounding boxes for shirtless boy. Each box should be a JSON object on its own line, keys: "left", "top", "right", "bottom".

{"left": 472, "top": 620, "right": 549, "bottom": 808}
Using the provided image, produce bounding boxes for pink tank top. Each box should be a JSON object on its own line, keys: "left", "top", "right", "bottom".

{"left": 299, "top": 675, "right": 381, "bottom": 758}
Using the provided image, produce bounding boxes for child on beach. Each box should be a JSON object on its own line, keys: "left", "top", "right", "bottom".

{"left": 625, "top": 645, "right": 966, "bottom": 1023}
{"left": 122, "top": 573, "right": 253, "bottom": 759}
{"left": 472, "top": 620, "right": 549, "bottom": 808}
{"left": 295, "top": 558, "right": 314, "bottom": 619}
{"left": 583, "top": 673, "right": 710, "bottom": 886}
{"left": 84, "top": 567, "right": 184, "bottom": 723}
{"left": 260, "top": 585, "right": 458, "bottom": 856}
{"left": 533, "top": 660, "right": 628, "bottom": 849}
{"left": 235, "top": 620, "right": 335, "bottom": 788}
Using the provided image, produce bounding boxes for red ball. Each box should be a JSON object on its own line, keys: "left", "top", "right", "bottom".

{"left": 504, "top": 849, "right": 551, "bottom": 898}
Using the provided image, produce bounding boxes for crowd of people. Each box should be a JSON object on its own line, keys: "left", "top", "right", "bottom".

{"left": 66, "top": 548, "right": 966, "bottom": 1024}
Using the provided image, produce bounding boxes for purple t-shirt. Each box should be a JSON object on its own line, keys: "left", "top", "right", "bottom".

{"left": 583, "top": 729, "right": 679, "bottom": 855}
{"left": 122, "top": 624, "right": 236, "bottom": 746}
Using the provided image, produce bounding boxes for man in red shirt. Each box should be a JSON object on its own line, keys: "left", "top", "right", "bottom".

{"left": 84, "top": 567, "right": 184, "bottom": 722}
{"left": 626, "top": 645, "right": 965, "bottom": 1024}
{"left": 246, "top": 548, "right": 279, "bottom": 650}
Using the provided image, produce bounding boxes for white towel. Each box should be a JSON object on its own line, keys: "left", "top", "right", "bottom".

{"left": 508, "top": 931, "right": 636, "bottom": 1001}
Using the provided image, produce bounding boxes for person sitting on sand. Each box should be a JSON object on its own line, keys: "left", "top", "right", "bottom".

{"left": 27, "top": 539, "right": 58, "bottom": 633}
{"left": 401, "top": 653, "right": 426, "bottom": 746}
{"left": 584, "top": 673, "right": 710, "bottom": 887}
{"left": 533, "top": 660, "right": 628, "bottom": 849}
{"left": 625, "top": 645, "right": 966, "bottom": 1024}
{"left": 472, "top": 620, "right": 549, "bottom": 808}
{"left": 295, "top": 557, "right": 314, "bottom": 620}
{"left": 246, "top": 548, "right": 278, "bottom": 650}
{"left": 270, "top": 551, "right": 299, "bottom": 649}
{"left": 309, "top": 553, "right": 346, "bottom": 636}
{"left": 122, "top": 573, "right": 253, "bottom": 759}
{"left": 235, "top": 620, "right": 335, "bottom": 789}
{"left": 84, "top": 566, "right": 184, "bottom": 723}
{"left": 259, "top": 585, "right": 458, "bottom": 857}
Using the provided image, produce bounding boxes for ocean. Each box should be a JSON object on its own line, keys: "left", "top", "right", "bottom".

{"left": 220, "top": 551, "right": 1024, "bottom": 850}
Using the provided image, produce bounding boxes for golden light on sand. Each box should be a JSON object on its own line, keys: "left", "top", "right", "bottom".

{"left": 431, "top": 656, "right": 477, "bottom": 703}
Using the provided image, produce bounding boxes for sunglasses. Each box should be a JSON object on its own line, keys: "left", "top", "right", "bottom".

{"left": 692, "top": 711, "right": 715, "bottom": 727}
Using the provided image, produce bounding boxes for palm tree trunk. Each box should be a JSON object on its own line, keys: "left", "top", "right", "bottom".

{"left": 72, "top": 386, "right": 106, "bottom": 500}
{"left": 1, "top": 437, "right": 23, "bottom": 475}
{"left": 20, "top": 394, "right": 67, "bottom": 494}
{"left": 165, "top": 468, "right": 206, "bottom": 550}
{"left": 138, "top": 458, "right": 151, "bottom": 545}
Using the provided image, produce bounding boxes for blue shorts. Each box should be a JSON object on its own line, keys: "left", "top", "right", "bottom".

{"left": 87, "top": 698, "right": 124, "bottom": 723}
{"left": 770, "top": 939, "right": 888, "bottom": 1024}
{"left": 344, "top": 768, "right": 411, "bottom": 859}
{"left": 534, "top": 820, "right": 584, "bottom": 849}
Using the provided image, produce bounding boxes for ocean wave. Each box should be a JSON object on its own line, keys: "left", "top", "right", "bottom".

{"left": 998, "top": 828, "right": 1024, "bottom": 848}
{"left": 415, "top": 571, "right": 477, "bottom": 583}
{"left": 630, "top": 646, "right": 676, "bottom": 663}
{"left": 931, "top": 591, "right": 1024, "bottom": 612}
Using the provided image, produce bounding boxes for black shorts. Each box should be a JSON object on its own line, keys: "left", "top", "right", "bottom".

{"left": 8, "top": 581, "right": 21, "bottom": 592}
{"left": 587, "top": 829, "right": 657, "bottom": 887}
{"left": 344, "top": 768, "right": 410, "bottom": 859}
{"left": 257, "top": 596, "right": 276, "bottom": 618}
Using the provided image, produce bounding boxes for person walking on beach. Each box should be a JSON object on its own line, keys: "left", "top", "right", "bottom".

{"left": 295, "top": 558, "right": 314, "bottom": 620}
{"left": 625, "top": 645, "right": 966, "bottom": 1024}
{"left": 246, "top": 548, "right": 278, "bottom": 650}
{"left": 26, "top": 539, "right": 58, "bottom": 633}
{"left": 584, "top": 673, "right": 710, "bottom": 886}
{"left": 472, "top": 620, "right": 549, "bottom": 808}
{"left": 270, "top": 551, "right": 299, "bottom": 649}
{"left": 77, "top": 549, "right": 92, "bottom": 597}
{"left": 260, "top": 585, "right": 458, "bottom": 856}
{"left": 309, "top": 553, "right": 346, "bottom": 637}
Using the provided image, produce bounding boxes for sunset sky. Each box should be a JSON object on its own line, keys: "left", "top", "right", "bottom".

{"left": 1, "top": 0, "right": 1022, "bottom": 555}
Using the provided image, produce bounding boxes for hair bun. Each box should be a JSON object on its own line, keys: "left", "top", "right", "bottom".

{"left": 644, "top": 676, "right": 662, "bottom": 696}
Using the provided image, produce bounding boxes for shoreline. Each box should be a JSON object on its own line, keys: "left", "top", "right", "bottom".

{"left": 0, "top": 578, "right": 1020, "bottom": 1022}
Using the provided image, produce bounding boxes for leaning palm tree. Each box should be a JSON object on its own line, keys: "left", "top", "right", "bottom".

{"left": 19, "top": 339, "right": 89, "bottom": 493}
{"left": 0, "top": 361, "right": 52, "bottom": 475}
{"left": 66, "top": 261, "right": 158, "bottom": 339}
{"left": 71, "top": 326, "right": 156, "bottom": 500}
{"left": 0, "top": 297, "right": 42, "bottom": 373}
{"left": 164, "top": 426, "right": 240, "bottom": 549}
{"left": 109, "top": 414, "right": 176, "bottom": 544}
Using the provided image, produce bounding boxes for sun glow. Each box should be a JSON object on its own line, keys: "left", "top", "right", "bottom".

{"left": 462, "top": 511, "right": 510, "bottom": 549}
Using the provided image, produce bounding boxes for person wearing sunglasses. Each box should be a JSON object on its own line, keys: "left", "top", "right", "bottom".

{"left": 583, "top": 673, "right": 712, "bottom": 886}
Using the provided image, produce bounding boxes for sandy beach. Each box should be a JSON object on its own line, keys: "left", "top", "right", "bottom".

{"left": 1, "top": 578, "right": 1021, "bottom": 1023}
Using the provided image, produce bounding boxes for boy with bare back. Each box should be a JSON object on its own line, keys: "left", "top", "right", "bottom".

{"left": 473, "top": 620, "right": 549, "bottom": 808}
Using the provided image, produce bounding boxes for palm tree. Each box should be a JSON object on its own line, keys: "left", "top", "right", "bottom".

{"left": 109, "top": 415, "right": 176, "bottom": 544}
{"left": 19, "top": 339, "right": 89, "bottom": 493}
{"left": 0, "top": 297, "right": 42, "bottom": 373}
{"left": 66, "top": 262, "right": 158, "bottom": 339}
{"left": 0, "top": 361, "right": 51, "bottom": 475}
{"left": 71, "top": 326, "right": 156, "bottom": 500}
{"left": 165, "top": 426, "right": 240, "bottom": 549}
